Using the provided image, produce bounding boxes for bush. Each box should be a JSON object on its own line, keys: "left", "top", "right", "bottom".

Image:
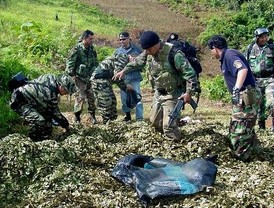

{"left": 201, "top": 75, "right": 230, "bottom": 103}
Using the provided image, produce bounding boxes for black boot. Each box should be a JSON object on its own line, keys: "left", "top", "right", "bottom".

{"left": 123, "top": 112, "right": 131, "bottom": 122}
{"left": 74, "top": 112, "right": 81, "bottom": 124}
{"left": 90, "top": 112, "right": 97, "bottom": 124}
{"left": 258, "top": 119, "right": 266, "bottom": 129}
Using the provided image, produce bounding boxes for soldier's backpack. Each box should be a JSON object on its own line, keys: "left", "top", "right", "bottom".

{"left": 8, "top": 71, "right": 29, "bottom": 92}
{"left": 168, "top": 40, "right": 202, "bottom": 78}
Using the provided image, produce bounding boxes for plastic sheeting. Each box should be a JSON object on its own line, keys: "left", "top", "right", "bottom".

{"left": 111, "top": 154, "right": 218, "bottom": 206}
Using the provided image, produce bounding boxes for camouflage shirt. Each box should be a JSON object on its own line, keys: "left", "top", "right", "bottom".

{"left": 91, "top": 54, "right": 129, "bottom": 90}
{"left": 247, "top": 42, "right": 274, "bottom": 77}
{"left": 17, "top": 74, "right": 68, "bottom": 128}
{"left": 66, "top": 42, "right": 99, "bottom": 82}
{"left": 124, "top": 41, "right": 197, "bottom": 94}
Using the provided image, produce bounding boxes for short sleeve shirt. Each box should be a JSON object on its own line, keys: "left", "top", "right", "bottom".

{"left": 220, "top": 49, "right": 255, "bottom": 93}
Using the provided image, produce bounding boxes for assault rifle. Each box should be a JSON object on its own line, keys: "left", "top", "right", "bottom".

{"left": 167, "top": 98, "right": 198, "bottom": 128}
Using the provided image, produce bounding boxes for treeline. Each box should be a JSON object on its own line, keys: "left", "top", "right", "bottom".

{"left": 158, "top": 0, "right": 273, "bottom": 49}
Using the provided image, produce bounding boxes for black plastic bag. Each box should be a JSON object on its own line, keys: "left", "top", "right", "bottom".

{"left": 126, "top": 90, "right": 142, "bottom": 109}
{"left": 111, "top": 154, "right": 218, "bottom": 206}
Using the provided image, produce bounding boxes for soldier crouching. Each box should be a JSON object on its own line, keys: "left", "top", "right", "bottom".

{"left": 10, "top": 73, "right": 76, "bottom": 142}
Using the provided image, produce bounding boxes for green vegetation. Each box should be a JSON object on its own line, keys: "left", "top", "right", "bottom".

{"left": 0, "top": 0, "right": 129, "bottom": 138}
{"left": 158, "top": 0, "right": 273, "bottom": 49}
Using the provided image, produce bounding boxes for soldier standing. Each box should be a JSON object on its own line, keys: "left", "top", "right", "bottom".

{"left": 246, "top": 28, "right": 274, "bottom": 131}
{"left": 10, "top": 73, "right": 76, "bottom": 141}
{"left": 113, "top": 31, "right": 198, "bottom": 142}
{"left": 66, "top": 30, "right": 99, "bottom": 124}
{"left": 208, "top": 35, "right": 261, "bottom": 161}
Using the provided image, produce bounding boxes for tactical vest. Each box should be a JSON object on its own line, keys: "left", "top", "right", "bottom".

{"left": 149, "top": 43, "right": 181, "bottom": 94}
{"left": 249, "top": 43, "right": 274, "bottom": 78}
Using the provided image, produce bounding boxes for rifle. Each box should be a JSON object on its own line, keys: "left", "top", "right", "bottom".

{"left": 167, "top": 98, "right": 198, "bottom": 128}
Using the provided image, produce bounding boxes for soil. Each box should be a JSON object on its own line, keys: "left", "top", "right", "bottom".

{"left": 82, "top": 0, "right": 221, "bottom": 77}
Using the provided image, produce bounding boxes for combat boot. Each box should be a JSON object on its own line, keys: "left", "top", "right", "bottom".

{"left": 123, "top": 112, "right": 131, "bottom": 122}
{"left": 258, "top": 119, "right": 265, "bottom": 129}
{"left": 90, "top": 112, "right": 97, "bottom": 124}
{"left": 74, "top": 112, "right": 81, "bottom": 124}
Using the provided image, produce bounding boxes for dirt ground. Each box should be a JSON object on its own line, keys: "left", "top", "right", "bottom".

{"left": 82, "top": 0, "right": 221, "bottom": 77}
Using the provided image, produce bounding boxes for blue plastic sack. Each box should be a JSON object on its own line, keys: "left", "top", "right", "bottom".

{"left": 111, "top": 154, "right": 218, "bottom": 206}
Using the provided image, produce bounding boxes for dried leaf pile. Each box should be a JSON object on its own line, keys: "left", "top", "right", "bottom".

{"left": 1, "top": 118, "right": 274, "bottom": 207}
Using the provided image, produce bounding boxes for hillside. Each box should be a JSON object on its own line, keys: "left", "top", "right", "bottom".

{"left": 83, "top": 0, "right": 220, "bottom": 77}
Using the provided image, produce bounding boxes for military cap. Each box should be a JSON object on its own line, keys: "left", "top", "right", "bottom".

{"left": 139, "top": 31, "right": 160, "bottom": 49}
{"left": 58, "top": 74, "right": 76, "bottom": 95}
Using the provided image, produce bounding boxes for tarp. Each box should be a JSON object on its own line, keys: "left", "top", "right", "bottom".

{"left": 111, "top": 154, "right": 218, "bottom": 206}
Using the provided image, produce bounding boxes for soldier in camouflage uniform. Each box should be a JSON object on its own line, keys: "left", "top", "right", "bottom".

{"left": 113, "top": 31, "right": 198, "bottom": 141}
{"left": 90, "top": 53, "right": 132, "bottom": 124}
{"left": 10, "top": 73, "right": 76, "bottom": 142}
{"left": 246, "top": 28, "right": 274, "bottom": 131}
{"left": 66, "top": 30, "right": 99, "bottom": 124}
{"left": 208, "top": 35, "right": 261, "bottom": 162}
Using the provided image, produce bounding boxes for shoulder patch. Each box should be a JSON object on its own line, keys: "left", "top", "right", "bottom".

{"left": 233, "top": 60, "right": 243, "bottom": 69}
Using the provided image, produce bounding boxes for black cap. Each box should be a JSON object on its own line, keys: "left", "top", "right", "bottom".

{"left": 140, "top": 31, "right": 160, "bottom": 49}
{"left": 119, "top": 32, "right": 130, "bottom": 39}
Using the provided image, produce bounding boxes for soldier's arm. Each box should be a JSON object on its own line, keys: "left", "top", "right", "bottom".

{"left": 112, "top": 52, "right": 148, "bottom": 81}
{"left": 92, "top": 47, "right": 99, "bottom": 67}
{"left": 66, "top": 47, "right": 78, "bottom": 76}
{"left": 49, "top": 103, "right": 69, "bottom": 128}
{"left": 123, "top": 51, "right": 148, "bottom": 73}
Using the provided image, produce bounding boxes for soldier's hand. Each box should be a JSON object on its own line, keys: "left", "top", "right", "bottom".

{"left": 112, "top": 70, "right": 125, "bottom": 80}
{"left": 179, "top": 92, "right": 191, "bottom": 103}
{"left": 232, "top": 87, "right": 240, "bottom": 105}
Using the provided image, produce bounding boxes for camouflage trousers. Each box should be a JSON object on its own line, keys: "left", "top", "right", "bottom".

{"left": 74, "top": 77, "right": 96, "bottom": 114}
{"left": 256, "top": 77, "right": 274, "bottom": 121}
{"left": 92, "top": 79, "right": 117, "bottom": 123}
{"left": 229, "top": 87, "right": 261, "bottom": 161}
{"left": 12, "top": 102, "right": 53, "bottom": 141}
{"left": 150, "top": 92, "right": 182, "bottom": 141}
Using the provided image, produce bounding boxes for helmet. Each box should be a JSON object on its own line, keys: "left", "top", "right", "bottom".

{"left": 58, "top": 74, "right": 76, "bottom": 94}
{"left": 254, "top": 28, "right": 269, "bottom": 37}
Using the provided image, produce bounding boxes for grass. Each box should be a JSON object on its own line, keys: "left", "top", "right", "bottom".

{"left": 0, "top": 1, "right": 128, "bottom": 36}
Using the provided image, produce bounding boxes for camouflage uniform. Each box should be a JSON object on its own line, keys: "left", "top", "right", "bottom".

{"left": 247, "top": 42, "right": 274, "bottom": 127}
{"left": 10, "top": 74, "right": 76, "bottom": 141}
{"left": 230, "top": 86, "right": 261, "bottom": 161}
{"left": 124, "top": 41, "right": 197, "bottom": 140}
{"left": 66, "top": 41, "right": 98, "bottom": 117}
{"left": 90, "top": 54, "right": 129, "bottom": 124}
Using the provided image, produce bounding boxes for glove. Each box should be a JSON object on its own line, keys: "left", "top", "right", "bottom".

{"left": 232, "top": 87, "right": 240, "bottom": 105}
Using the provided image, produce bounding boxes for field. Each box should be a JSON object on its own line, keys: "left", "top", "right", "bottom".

{"left": 1, "top": 0, "right": 274, "bottom": 207}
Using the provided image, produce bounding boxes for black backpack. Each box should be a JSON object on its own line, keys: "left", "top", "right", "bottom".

{"left": 8, "top": 71, "right": 29, "bottom": 92}
{"left": 168, "top": 40, "right": 202, "bottom": 77}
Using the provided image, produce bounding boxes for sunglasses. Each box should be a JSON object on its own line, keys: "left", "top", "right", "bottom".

{"left": 119, "top": 38, "right": 127, "bottom": 41}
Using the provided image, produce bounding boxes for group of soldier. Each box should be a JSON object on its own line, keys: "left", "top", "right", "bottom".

{"left": 10, "top": 27, "right": 273, "bottom": 162}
